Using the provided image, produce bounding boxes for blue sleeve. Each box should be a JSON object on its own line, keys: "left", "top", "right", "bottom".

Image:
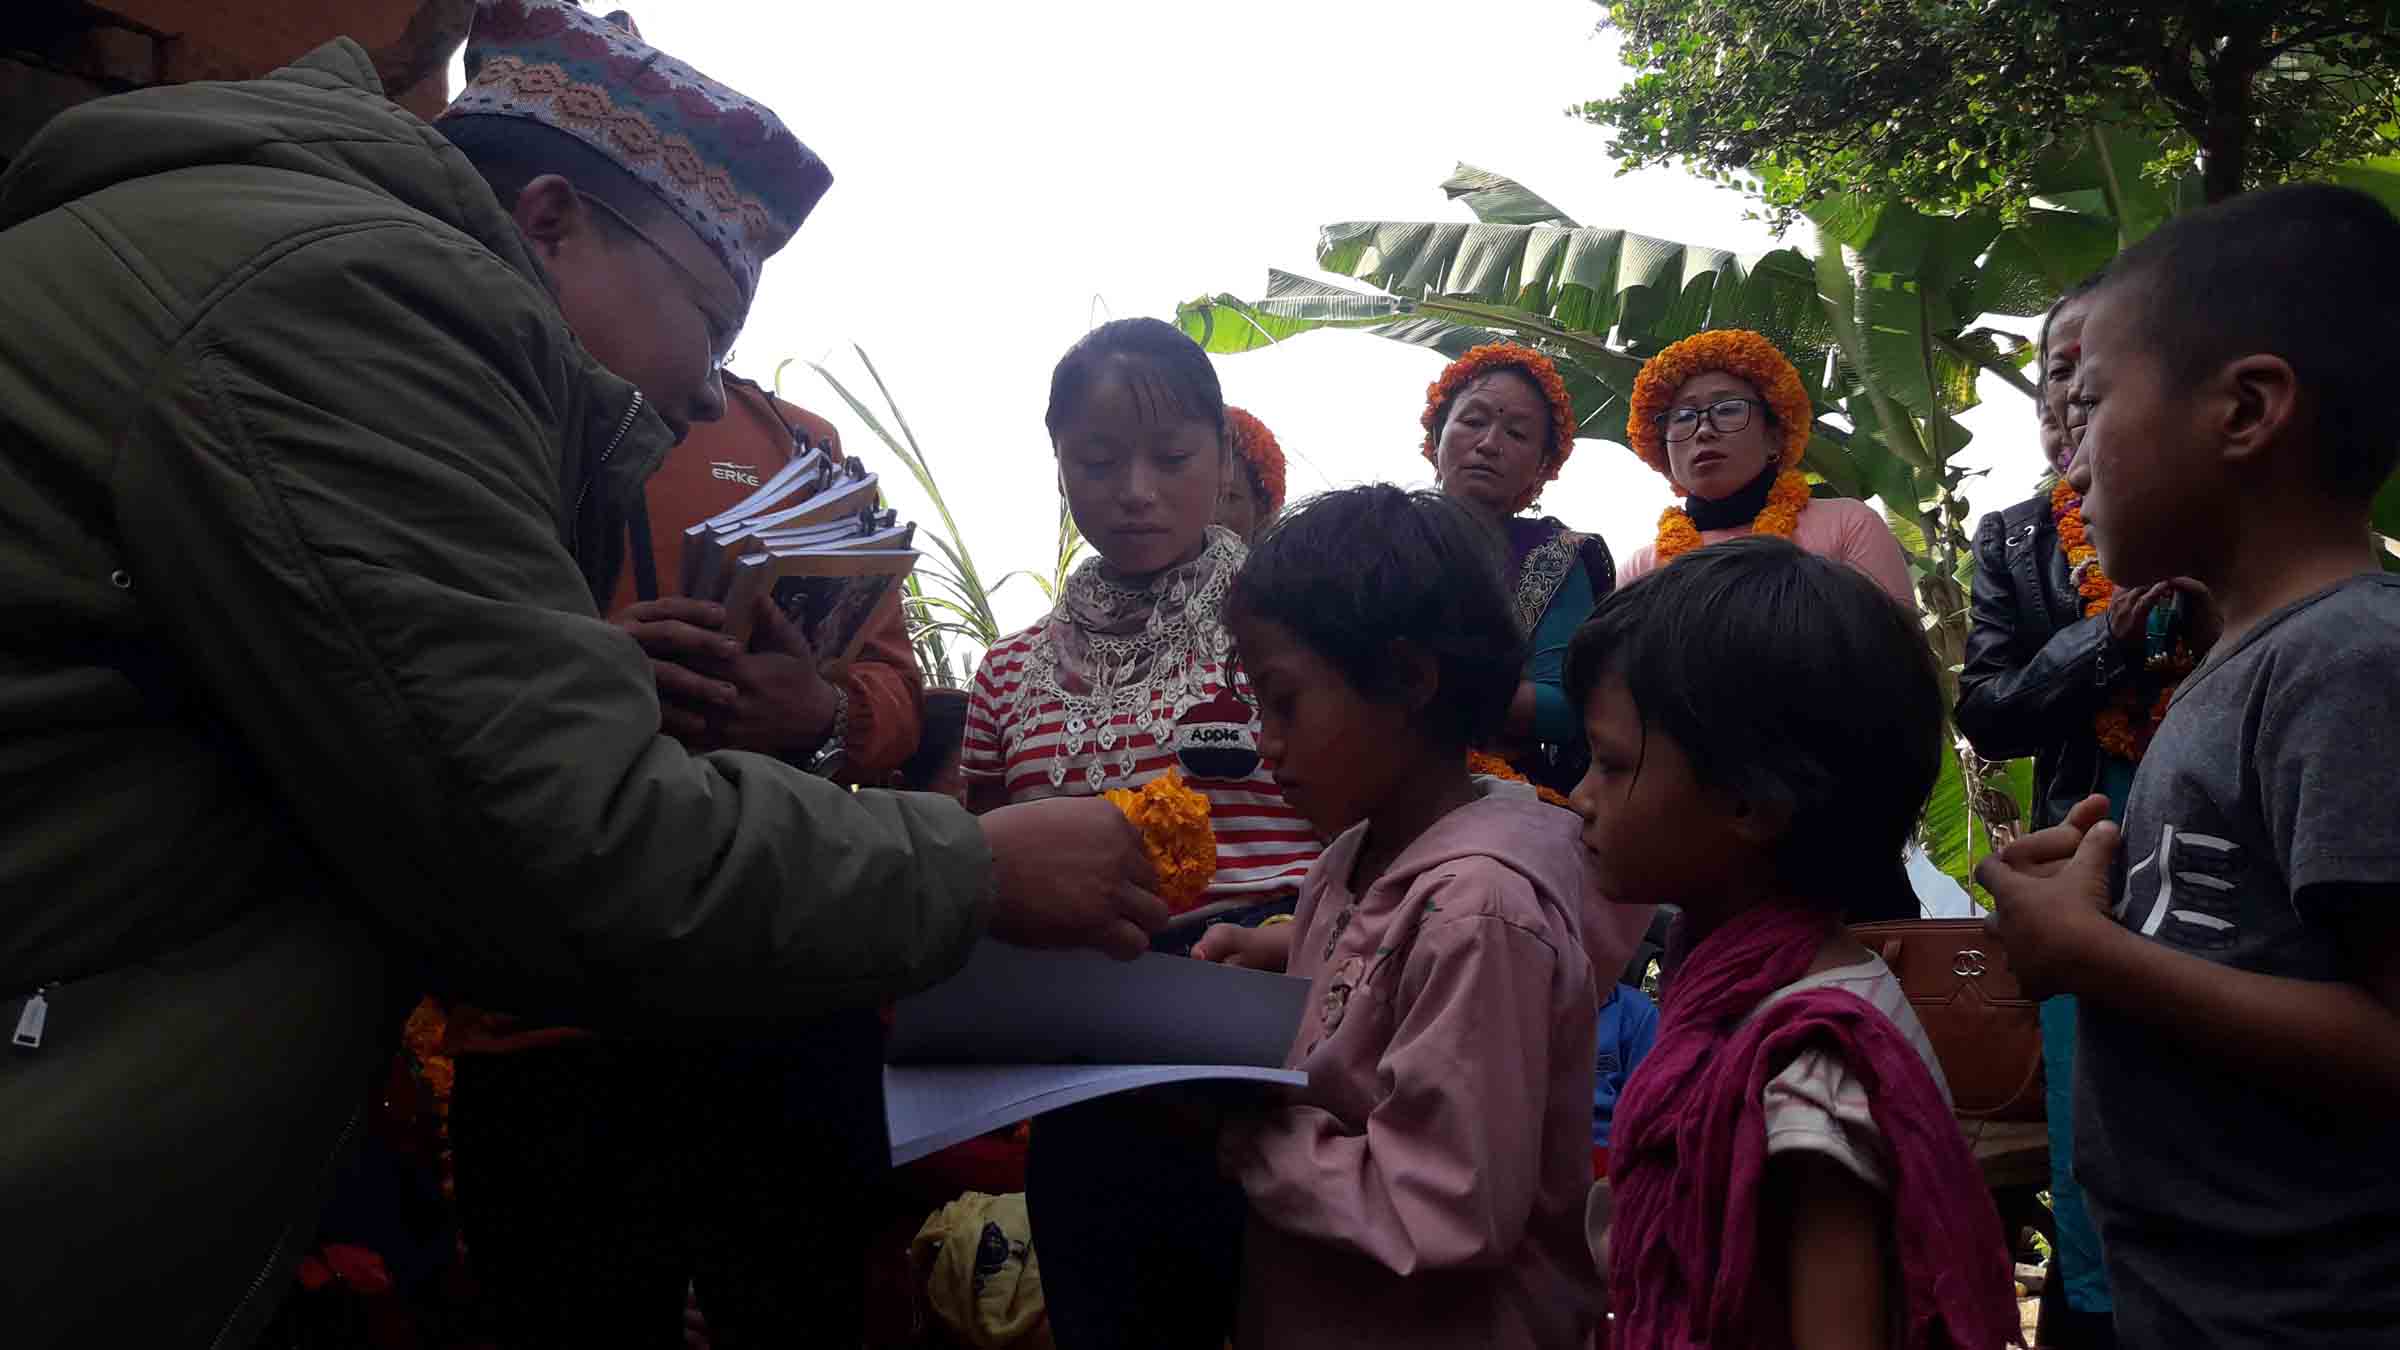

{"left": 1527, "top": 561, "right": 1596, "bottom": 745}
{"left": 1621, "top": 987, "right": 1660, "bottom": 1074}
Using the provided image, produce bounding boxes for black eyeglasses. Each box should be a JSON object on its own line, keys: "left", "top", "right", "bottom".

{"left": 575, "top": 190, "right": 743, "bottom": 371}
{"left": 1655, "top": 398, "right": 1766, "bottom": 442}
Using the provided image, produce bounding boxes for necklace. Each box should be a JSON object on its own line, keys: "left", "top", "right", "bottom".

{"left": 1005, "top": 529, "right": 1242, "bottom": 791}
{"left": 1653, "top": 468, "right": 1813, "bottom": 563}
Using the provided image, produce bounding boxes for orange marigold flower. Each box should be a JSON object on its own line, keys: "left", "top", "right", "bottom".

{"left": 2052, "top": 480, "right": 2189, "bottom": 761}
{"left": 1653, "top": 468, "right": 1813, "bottom": 565}
{"left": 1419, "top": 343, "right": 1579, "bottom": 509}
{"left": 1625, "top": 329, "right": 1814, "bottom": 492}
{"left": 1466, "top": 750, "right": 1572, "bottom": 808}
{"left": 323, "top": 1244, "right": 394, "bottom": 1296}
{"left": 1225, "top": 406, "right": 1287, "bottom": 518}
{"left": 1104, "top": 771, "right": 1218, "bottom": 915}
{"left": 1652, "top": 507, "right": 1704, "bottom": 562}
{"left": 1466, "top": 750, "right": 1518, "bottom": 780}
{"left": 402, "top": 997, "right": 454, "bottom": 1114}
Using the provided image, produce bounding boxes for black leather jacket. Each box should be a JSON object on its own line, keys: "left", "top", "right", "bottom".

{"left": 1956, "top": 493, "right": 2124, "bottom": 830}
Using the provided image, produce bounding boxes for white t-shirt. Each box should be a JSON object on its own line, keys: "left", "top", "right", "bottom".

{"left": 1745, "top": 955, "right": 1949, "bottom": 1190}
{"left": 1584, "top": 955, "right": 1949, "bottom": 1281}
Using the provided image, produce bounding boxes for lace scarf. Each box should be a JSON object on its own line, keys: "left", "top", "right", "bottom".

{"left": 1005, "top": 526, "right": 1245, "bottom": 792}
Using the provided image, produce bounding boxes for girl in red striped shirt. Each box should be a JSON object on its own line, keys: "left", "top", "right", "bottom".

{"left": 962, "top": 318, "right": 1321, "bottom": 1348}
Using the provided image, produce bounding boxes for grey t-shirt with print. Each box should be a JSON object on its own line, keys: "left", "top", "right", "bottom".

{"left": 2076, "top": 573, "right": 2400, "bottom": 1347}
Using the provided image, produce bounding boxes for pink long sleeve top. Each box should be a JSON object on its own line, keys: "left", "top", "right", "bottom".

{"left": 1620, "top": 495, "right": 1918, "bottom": 610}
{"left": 1223, "top": 783, "right": 1632, "bottom": 1348}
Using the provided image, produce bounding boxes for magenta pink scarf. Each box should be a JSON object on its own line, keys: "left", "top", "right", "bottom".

{"left": 1607, "top": 904, "right": 2018, "bottom": 1349}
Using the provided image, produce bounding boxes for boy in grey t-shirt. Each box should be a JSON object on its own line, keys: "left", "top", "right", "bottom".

{"left": 1981, "top": 184, "right": 2400, "bottom": 1348}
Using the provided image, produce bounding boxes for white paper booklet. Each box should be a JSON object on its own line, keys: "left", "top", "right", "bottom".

{"left": 884, "top": 942, "right": 1310, "bottom": 1166}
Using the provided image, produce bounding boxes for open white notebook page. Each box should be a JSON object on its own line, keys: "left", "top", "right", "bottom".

{"left": 883, "top": 943, "right": 1313, "bottom": 1166}
{"left": 885, "top": 1063, "right": 1307, "bottom": 1165}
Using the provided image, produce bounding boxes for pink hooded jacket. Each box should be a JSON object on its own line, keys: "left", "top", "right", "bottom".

{"left": 1223, "top": 783, "right": 1651, "bottom": 1348}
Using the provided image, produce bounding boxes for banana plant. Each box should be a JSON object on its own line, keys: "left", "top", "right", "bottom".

{"left": 783, "top": 349, "right": 1085, "bottom": 687}
{"left": 1175, "top": 163, "right": 2068, "bottom": 886}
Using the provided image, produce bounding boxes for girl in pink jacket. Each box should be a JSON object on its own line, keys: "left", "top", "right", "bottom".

{"left": 1208, "top": 485, "right": 1644, "bottom": 1348}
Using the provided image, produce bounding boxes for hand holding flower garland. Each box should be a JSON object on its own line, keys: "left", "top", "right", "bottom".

{"left": 1103, "top": 770, "right": 1218, "bottom": 915}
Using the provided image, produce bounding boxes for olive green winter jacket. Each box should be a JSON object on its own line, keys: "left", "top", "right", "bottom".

{"left": 0, "top": 40, "right": 990, "bottom": 1346}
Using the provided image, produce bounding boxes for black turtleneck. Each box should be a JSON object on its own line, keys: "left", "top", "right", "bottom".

{"left": 1685, "top": 462, "right": 1780, "bottom": 529}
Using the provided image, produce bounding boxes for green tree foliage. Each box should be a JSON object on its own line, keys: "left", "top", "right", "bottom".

{"left": 1581, "top": 0, "right": 2400, "bottom": 221}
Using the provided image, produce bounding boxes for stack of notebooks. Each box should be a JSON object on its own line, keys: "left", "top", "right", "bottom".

{"left": 679, "top": 449, "right": 918, "bottom": 653}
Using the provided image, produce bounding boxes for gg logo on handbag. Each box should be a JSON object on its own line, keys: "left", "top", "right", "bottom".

{"left": 1849, "top": 920, "right": 2043, "bottom": 1122}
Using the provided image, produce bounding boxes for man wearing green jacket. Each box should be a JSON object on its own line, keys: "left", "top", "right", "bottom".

{"left": 0, "top": 3, "right": 1163, "bottom": 1343}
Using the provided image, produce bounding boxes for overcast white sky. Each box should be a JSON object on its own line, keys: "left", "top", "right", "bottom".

{"left": 481, "top": 0, "right": 2045, "bottom": 644}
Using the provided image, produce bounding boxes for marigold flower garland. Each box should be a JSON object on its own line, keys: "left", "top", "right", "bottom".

{"left": 401, "top": 998, "right": 457, "bottom": 1200}
{"left": 1225, "top": 406, "right": 1287, "bottom": 518}
{"left": 2051, "top": 480, "right": 2191, "bottom": 760}
{"left": 1419, "top": 343, "right": 1580, "bottom": 510}
{"left": 1104, "top": 770, "right": 1218, "bottom": 914}
{"left": 1626, "top": 329, "right": 1819, "bottom": 563}
{"left": 1652, "top": 468, "right": 1815, "bottom": 565}
{"left": 1467, "top": 749, "right": 1572, "bottom": 808}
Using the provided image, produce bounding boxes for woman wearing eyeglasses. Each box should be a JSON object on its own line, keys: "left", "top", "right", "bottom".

{"left": 1617, "top": 330, "right": 1921, "bottom": 927}
{"left": 1420, "top": 343, "right": 1617, "bottom": 796}
{"left": 1616, "top": 329, "right": 1914, "bottom": 606}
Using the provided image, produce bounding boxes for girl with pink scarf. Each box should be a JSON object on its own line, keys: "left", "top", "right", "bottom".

{"left": 1563, "top": 537, "right": 2019, "bottom": 1349}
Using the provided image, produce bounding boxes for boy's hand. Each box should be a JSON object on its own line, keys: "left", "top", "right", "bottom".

{"left": 1193, "top": 921, "right": 1294, "bottom": 972}
{"left": 2105, "top": 582, "right": 2174, "bottom": 645}
{"left": 981, "top": 798, "right": 1168, "bottom": 961}
{"left": 1976, "top": 794, "right": 2122, "bottom": 1001}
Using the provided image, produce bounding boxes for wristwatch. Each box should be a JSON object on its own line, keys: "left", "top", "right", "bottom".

{"left": 805, "top": 688, "right": 850, "bottom": 778}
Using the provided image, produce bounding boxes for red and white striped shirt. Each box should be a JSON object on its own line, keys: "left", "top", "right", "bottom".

{"left": 964, "top": 625, "right": 1321, "bottom": 926}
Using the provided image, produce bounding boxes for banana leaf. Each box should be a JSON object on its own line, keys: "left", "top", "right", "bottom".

{"left": 1440, "top": 162, "right": 1578, "bottom": 226}
{"left": 1924, "top": 748, "right": 2035, "bottom": 901}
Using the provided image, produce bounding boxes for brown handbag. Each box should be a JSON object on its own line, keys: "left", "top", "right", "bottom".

{"left": 1846, "top": 918, "right": 2046, "bottom": 1122}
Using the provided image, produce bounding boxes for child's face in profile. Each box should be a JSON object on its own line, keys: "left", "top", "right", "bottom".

{"left": 1568, "top": 674, "right": 1749, "bottom": 914}
{"left": 1230, "top": 613, "right": 1414, "bottom": 842}
{"left": 1215, "top": 466, "right": 1265, "bottom": 541}
{"left": 1054, "top": 362, "right": 1228, "bottom": 579}
{"left": 2065, "top": 285, "right": 2214, "bottom": 587}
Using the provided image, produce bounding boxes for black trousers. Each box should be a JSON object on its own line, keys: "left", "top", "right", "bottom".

{"left": 1024, "top": 1094, "right": 1247, "bottom": 1350}
{"left": 449, "top": 1015, "right": 887, "bottom": 1349}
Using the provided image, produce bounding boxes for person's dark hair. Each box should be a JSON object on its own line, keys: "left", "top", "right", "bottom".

{"left": 1229, "top": 485, "right": 1524, "bottom": 753}
{"left": 1045, "top": 317, "right": 1227, "bottom": 446}
{"left": 1430, "top": 365, "right": 1564, "bottom": 458}
{"left": 2098, "top": 183, "right": 2400, "bottom": 498}
{"left": 442, "top": 114, "right": 678, "bottom": 248}
{"left": 897, "top": 688, "right": 971, "bottom": 793}
{"left": 2037, "top": 265, "right": 2108, "bottom": 369}
{"left": 1563, "top": 536, "right": 1942, "bottom": 907}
